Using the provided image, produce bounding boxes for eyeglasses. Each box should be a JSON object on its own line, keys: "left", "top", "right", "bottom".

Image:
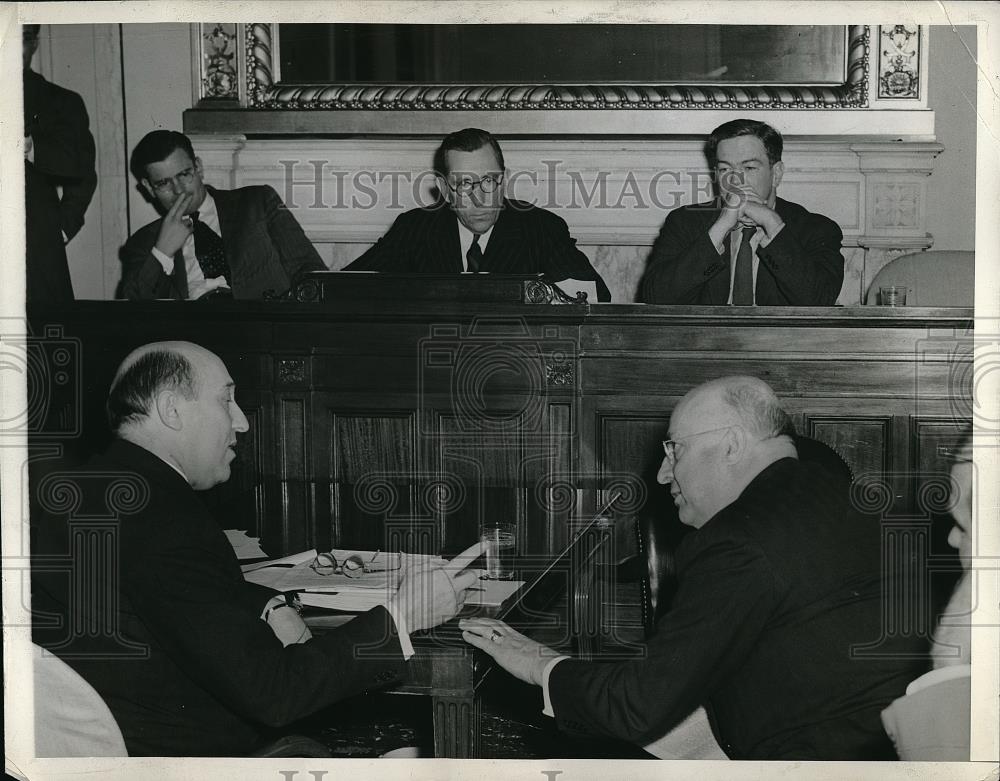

{"left": 447, "top": 173, "right": 504, "bottom": 197}
{"left": 148, "top": 168, "right": 196, "bottom": 193}
{"left": 309, "top": 550, "right": 401, "bottom": 578}
{"left": 662, "top": 425, "right": 736, "bottom": 464}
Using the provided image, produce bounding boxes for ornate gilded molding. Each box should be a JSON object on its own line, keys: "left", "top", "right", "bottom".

{"left": 524, "top": 279, "right": 588, "bottom": 305}
{"left": 239, "top": 24, "right": 870, "bottom": 111}
{"left": 199, "top": 23, "right": 239, "bottom": 100}
{"left": 878, "top": 25, "right": 920, "bottom": 99}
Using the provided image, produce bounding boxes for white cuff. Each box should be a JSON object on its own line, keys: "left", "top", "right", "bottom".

{"left": 151, "top": 245, "right": 175, "bottom": 274}
{"left": 260, "top": 595, "right": 285, "bottom": 621}
{"left": 541, "top": 655, "right": 570, "bottom": 717}
{"left": 386, "top": 599, "right": 415, "bottom": 660}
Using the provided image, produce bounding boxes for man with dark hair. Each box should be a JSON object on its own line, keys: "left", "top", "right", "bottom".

{"left": 640, "top": 119, "right": 844, "bottom": 306}
{"left": 462, "top": 376, "right": 925, "bottom": 759}
{"left": 23, "top": 24, "right": 97, "bottom": 303}
{"left": 119, "top": 130, "right": 325, "bottom": 300}
{"left": 31, "top": 340, "right": 482, "bottom": 756}
{"left": 346, "top": 127, "right": 611, "bottom": 301}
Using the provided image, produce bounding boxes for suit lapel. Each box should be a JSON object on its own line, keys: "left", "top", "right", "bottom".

{"left": 208, "top": 186, "right": 237, "bottom": 264}
{"left": 429, "top": 206, "right": 463, "bottom": 272}
{"left": 171, "top": 244, "right": 189, "bottom": 299}
{"left": 480, "top": 202, "right": 522, "bottom": 274}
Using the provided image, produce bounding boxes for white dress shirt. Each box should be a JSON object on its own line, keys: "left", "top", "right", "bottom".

{"left": 151, "top": 191, "right": 230, "bottom": 300}
{"left": 456, "top": 221, "right": 495, "bottom": 272}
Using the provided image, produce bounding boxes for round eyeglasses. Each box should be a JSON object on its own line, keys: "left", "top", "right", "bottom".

{"left": 662, "top": 425, "right": 736, "bottom": 464}
{"left": 149, "top": 168, "right": 196, "bottom": 194}
{"left": 447, "top": 173, "right": 504, "bottom": 197}
{"left": 309, "top": 550, "right": 401, "bottom": 578}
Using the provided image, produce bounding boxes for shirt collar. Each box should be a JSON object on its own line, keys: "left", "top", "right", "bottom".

{"left": 195, "top": 190, "right": 218, "bottom": 225}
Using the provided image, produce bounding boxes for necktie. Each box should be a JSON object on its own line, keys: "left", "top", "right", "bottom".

{"left": 466, "top": 234, "right": 483, "bottom": 273}
{"left": 191, "top": 211, "right": 231, "bottom": 282}
{"left": 731, "top": 226, "right": 757, "bottom": 306}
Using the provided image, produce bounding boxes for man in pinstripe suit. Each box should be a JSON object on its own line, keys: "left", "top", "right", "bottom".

{"left": 346, "top": 127, "right": 611, "bottom": 301}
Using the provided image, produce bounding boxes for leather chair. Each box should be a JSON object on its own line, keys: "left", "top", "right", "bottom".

{"left": 865, "top": 251, "right": 974, "bottom": 307}
{"left": 630, "top": 435, "right": 854, "bottom": 634}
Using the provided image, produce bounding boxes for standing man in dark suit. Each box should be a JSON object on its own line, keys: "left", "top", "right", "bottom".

{"left": 345, "top": 127, "right": 611, "bottom": 301}
{"left": 23, "top": 24, "right": 97, "bottom": 303}
{"left": 31, "top": 341, "right": 482, "bottom": 756}
{"left": 461, "top": 376, "right": 925, "bottom": 759}
{"left": 640, "top": 119, "right": 844, "bottom": 305}
{"left": 119, "top": 131, "right": 325, "bottom": 300}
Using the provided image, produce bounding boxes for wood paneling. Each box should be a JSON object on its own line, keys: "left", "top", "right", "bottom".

{"left": 28, "top": 302, "right": 973, "bottom": 562}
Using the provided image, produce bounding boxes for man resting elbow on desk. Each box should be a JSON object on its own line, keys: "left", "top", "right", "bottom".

{"left": 118, "top": 131, "right": 326, "bottom": 301}
{"left": 462, "top": 376, "right": 924, "bottom": 760}
{"left": 639, "top": 119, "right": 844, "bottom": 306}
{"left": 31, "top": 340, "right": 481, "bottom": 757}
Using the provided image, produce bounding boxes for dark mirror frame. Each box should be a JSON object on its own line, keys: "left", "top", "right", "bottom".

{"left": 233, "top": 23, "right": 869, "bottom": 110}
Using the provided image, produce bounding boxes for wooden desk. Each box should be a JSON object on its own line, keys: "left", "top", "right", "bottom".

{"left": 304, "top": 508, "right": 614, "bottom": 758}
{"left": 27, "top": 302, "right": 973, "bottom": 568}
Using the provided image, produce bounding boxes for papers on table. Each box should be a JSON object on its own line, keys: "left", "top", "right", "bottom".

{"left": 224, "top": 529, "right": 268, "bottom": 560}
{"left": 240, "top": 549, "right": 317, "bottom": 573}
{"left": 241, "top": 547, "right": 525, "bottom": 612}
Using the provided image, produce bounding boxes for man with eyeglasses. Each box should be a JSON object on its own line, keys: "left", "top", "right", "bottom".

{"left": 345, "top": 127, "right": 611, "bottom": 301}
{"left": 461, "top": 375, "right": 925, "bottom": 759}
{"left": 119, "top": 130, "right": 325, "bottom": 300}
{"left": 23, "top": 24, "right": 97, "bottom": 303}
{"left": 640, "top": 119, "right": 844, "bottom": 305}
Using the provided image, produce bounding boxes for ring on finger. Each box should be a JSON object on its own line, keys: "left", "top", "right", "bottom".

{"left": 490, "top": 629, "right": 503, "bottom": 643}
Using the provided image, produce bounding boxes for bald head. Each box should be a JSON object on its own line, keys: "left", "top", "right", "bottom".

{"left": 106, "top": 341, "right": 249, "bottom": 490}
{"left": 107, "top": 341, "right": 209, "bottom": 433}
{"left": 677, "top": 376, "right": 794, "bottom": 441}
{"left": 660, "top": 376, "right": 796, "bottom": 528}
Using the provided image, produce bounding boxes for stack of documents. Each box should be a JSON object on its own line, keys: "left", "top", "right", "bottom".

{"left": 241, "top": 548, "right": 525, "bottom": 611}
{"left": 224, "top": 529, "right": 268, "bottom": 560}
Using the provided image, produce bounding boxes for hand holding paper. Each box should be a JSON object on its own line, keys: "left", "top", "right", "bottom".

{"left": 391, "top": 541, "right": 484, "bottom": 632}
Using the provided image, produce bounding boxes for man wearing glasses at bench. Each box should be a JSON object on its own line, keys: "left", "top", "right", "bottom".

{"left": 31, "top": 340, "right": 482, "bottom": 756}
{"left": 119, "top": 131, "right": 325, "bottom": 300}
{"left": 345, "top": 127, "right": 611, "bottom": 301}
{"left": 462, "top": 376, "right": 925, "bottom": 759}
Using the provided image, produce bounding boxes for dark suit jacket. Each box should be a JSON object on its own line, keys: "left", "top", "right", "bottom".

{"left": 118, "top": 185, "right": 325, "bottom": 300}
{"left": 548, "top": 458, "right": 926, "bottom": 759}
{"left": 640, "top": 197, "right": 844, "bottom": 305}
{"left": 23, "top": 68, "right": 97, "bottom": 303}
{"left": 31, "top": 440, "right": 406, "bottom": 756}
{"left": 345, "top": 199, "right": 611, "bottom": 301}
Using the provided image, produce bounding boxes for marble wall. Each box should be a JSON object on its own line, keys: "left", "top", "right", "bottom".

{"left": 196, "top": 136, "right": 943, "bottom": 304}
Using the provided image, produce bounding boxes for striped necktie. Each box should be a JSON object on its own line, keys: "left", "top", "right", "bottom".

{"left": 466, "top": 234, "right": 483, "bottom": 273}
{"left": 732, "top": 226, "right": 757, "bottom": 306}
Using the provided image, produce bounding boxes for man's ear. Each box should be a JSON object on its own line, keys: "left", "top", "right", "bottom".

{"left": 154, "top": 389, "right": 183, "bottom": 432}
{"left": 140, "top": 178, "right": 154, "bottom": 200}
{"left": 771, "top": 160, "right": 785, "bottom": 190}
{"left": 193, "top": 156, "right": 204, "bottom": 175}
{"left": 723, "top": 426, "right": 747, "bottom": 463}
{"left": 435, "top": 174, "right": 453, "bottom": 205}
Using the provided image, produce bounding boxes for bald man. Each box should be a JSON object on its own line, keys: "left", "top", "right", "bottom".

{"left": 462, "top": 376, "right": 925, "bottom": 759}
{"left": 31, "top": 341, "right": 481, "bottom": 756}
